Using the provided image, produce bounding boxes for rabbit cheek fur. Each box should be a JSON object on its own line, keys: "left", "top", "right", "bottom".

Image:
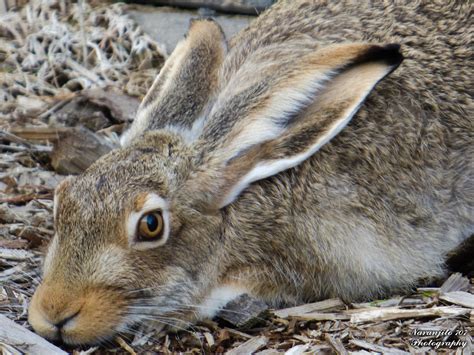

{"left": 28, "top": 133, "right": 231, "bottom": 344}
{"left": 29, "top": 0, "right": 473, "bottom": 346}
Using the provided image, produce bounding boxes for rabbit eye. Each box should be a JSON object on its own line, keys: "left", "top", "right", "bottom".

{"left": 137, "top": 211, "right": 164, "bottom": 241}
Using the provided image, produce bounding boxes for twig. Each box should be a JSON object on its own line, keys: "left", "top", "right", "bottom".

{"left": 0, "top": 192, "right": 53, "bottom": 204}
{"left": 274, "top": 298, "right": 344, "bottom": 318}
{"left": 226, "top": 336, "right": 268, "bottom": 355}
{"left": 37, "top": 97, "right": 73, "bottom": 121}
{"left": 0, "top": 130, "right": 33, "bottom": 148}
{"left": 349, "top": 339, "right": 409, "bottom": 354}
{"left": 0, "top": 314, "right": 67, "bottom": 355}
{"left": 115, "top": 337, "right": 137, "bottom": 355}
{"left": 325, "top": 334, "right": 348, "bottom": 355}
{"left": 0, "top": 144, "right": 52, "bottom": 153}
{"left": 78, "top": 0, "right": 88, "bottom": 65}
{"left": 349, "top": 306, "right": 470, "bottom": 323}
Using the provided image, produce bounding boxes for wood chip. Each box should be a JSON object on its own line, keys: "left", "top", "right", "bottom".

{"left": 325, "top": 333, "right": 348, "bottom": 355}
{"left": 217, "top": 293, "right": 269, "bottom": 329}
{"left": 82, "top": 88, "right": 140, "bottom": 123}
{"left": 284, "top": 344, "right": 310, "bottom": 355}
{"left": 295, "top": 312, "right": 350, "bottom": 321}
{"left": 439, "top": 291, "right": 474, "bottom": 309}
{"left": 115, "top": 336, "right": 137, "bottom": 355}
{"left": 273, "top": 298, "right": 344, "bottom": 318}
{"left": 0, "top": 239, "right": 28, "bottom": 249}
{"left": 204, "top": 332, "right": 215, "bottom": 347}
{"left": 349, "top": 306, "right": 470, "bottom": 323}
{"left": 8, "top": 127, "right": 73, "bottom": 142}
{"left": 440, "top": 273, "right": 471, "bottom": 293}
{"left": 50, "top": 127, "right": 116, "bottom": 174}
{"left": 226, "top": 336, "right": 269, "bottom": 355}
{"left": 0, "top": 314, "right": 67, "bottom": 355}
{"left": 0, "top": 192, "right": 53, "bottom": 204}
{"left": 225, "top": 328, "right": 254, "bottom": 339}
{"left": 349, "top": 339, "right": 409, "bottom": 354}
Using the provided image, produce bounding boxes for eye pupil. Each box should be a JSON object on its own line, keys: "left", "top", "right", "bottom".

{"left": 137, "top": 211, "right": 164, "bottom": 242}
{"left": 146, "top": 214, "right": 158, "bottom": 231}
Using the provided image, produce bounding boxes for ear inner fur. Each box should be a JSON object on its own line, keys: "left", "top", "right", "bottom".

{"left": 190, "top": 44, "right": 403, "bottom": 209}
{"left": 121, "top": 19, "right": 228, "bottom": 146}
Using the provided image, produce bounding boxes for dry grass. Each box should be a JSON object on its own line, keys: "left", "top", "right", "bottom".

{"left": 0, "top": 0, "right": 165, "bottom": 128}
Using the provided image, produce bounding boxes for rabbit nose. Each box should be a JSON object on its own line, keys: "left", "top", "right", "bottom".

{"left": 28, "top": 282, "right": 84, "bottom": 340}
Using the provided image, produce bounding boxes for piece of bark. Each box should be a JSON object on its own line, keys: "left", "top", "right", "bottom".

{"left": 349, "top": 339, "right": 409, "bottom": 355}
{"left": 82, "top": 88, "right": 140, "bottom": 123}
{"left": 49, "top": 98, "right": 111, "bottom": 131}
{"left": 225, "top": 335, "right": 268, "bottom": 355}
{"left": 0, "top": 315, "right": 67, "bottom": 355}
{"left": 204, "top": 332, "right": 215, "bottom": 347}
{"left": 349, "top": 306, "right": 470, "bottom": 324}
{"left": 47, "top": 89, "right": 140, "bottom": 131}
{"left": 115, "top": 336, "right": 137, "bottom": 355}
{"left": 440, "top": 273, "right": 471, "bottom": 293}
{"left": 0, "top": 239, "right": 29, "bottom": 249}
{"left": 273, "top": 298, "right": 344, "bottom": 318}
{"left": 0, "top": 191, "right": 53, "bottom": 204}
{"left": 9, "top": 126, "right": 114, "bottom": 175}
{"left": 325, "top": 334, "right": 348, "bottom": 355}
{"left": 50, "top": 127, "right": 116, "bottom": 174}
{"left": 137, "top": 0, "right": 275, "bottom": 15}
{"left": 224, "top": 328, "right": 253, "bottom": 339}
{"left": 352, "top": 297, "right": 404, "bottom": 309}
{"left": 439, "top": 291, "right": 474, "bottom": 309}
{"left": 283, "top": 344, "right": 310, "bottom": 354}
{"left": 217, "top": 294, "right": 269, "bottom": 329}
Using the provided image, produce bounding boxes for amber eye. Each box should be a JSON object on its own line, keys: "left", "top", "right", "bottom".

{"left": 137, "top": 212, "right": 164, "bottom": 241}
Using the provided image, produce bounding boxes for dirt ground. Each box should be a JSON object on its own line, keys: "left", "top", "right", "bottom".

{"left": 1, "top": 1, "right": 473, "bottom": 354}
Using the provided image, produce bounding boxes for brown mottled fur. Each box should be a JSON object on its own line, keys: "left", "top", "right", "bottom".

{"left": 29, "top": 1, "right": 473, "bottom": 345}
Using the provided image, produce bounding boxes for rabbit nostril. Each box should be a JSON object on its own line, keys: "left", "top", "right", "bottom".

{"left": 54, "top": 310, "right": 80, "bottom": 329}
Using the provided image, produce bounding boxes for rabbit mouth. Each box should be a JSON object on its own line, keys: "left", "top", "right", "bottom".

{"left": 115, "top": 281, "right": 248, "bottom": 339}
{"left": 118, "top": 288, "right": 201, "bottom": 336}
{"left": 117, "top": 305, "right": 200, "bottom": 342}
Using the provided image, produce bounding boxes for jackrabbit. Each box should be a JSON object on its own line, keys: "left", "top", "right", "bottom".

{"left": 29, "top": 0, "right": 473, "bottom": 345}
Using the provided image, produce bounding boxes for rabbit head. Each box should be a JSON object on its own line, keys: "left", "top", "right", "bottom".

{"left": 29, "top": 18, "right": 402, "bottom": 345}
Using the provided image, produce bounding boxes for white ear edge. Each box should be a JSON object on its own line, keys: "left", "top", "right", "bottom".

{"left": 126, "top": 193, "right": 171, "bottom": 250}
{"left": 218, "top": 66, "right": 393, "bottom": 208}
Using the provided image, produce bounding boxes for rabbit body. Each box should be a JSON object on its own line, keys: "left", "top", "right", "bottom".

{"left": 212, "top": 0, "right": 473, "bottom": 302}
{"left": 29, "top": 0, "right": 473, "bottom": 345}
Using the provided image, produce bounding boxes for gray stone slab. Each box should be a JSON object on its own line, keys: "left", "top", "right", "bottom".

{"left": 127, "top": 5, "right": 254, "bottom": 53}
{"left": 128, "top": 0, "right": 275, "bottom": 15}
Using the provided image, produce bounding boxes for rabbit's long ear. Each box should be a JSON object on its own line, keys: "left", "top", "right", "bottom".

{"left": 121, "top": 19, "right": 227, "bottom": 146}
{"left": 190, "top": 43, "right": 403, "bottom": 210}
